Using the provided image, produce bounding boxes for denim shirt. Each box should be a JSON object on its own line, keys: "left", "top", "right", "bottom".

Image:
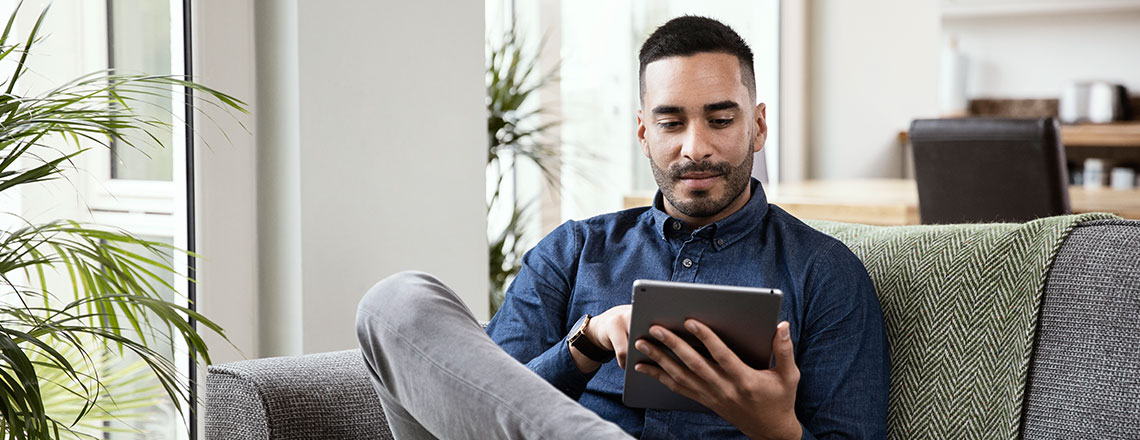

{"left": 485, "top": 179, "right": 889, "bottom": 439}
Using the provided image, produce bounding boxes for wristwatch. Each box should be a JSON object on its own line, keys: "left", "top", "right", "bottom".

{"left": 566, "top": 314, "right": 615, "bottom": 363}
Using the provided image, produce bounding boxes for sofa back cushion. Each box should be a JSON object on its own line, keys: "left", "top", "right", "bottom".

{"left": 809, "top": 214, "right": 1111, "bottom": 439}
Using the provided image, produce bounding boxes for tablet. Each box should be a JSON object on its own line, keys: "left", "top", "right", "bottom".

{"left": 622, "top": 279, "right": 783, "bottom": 412}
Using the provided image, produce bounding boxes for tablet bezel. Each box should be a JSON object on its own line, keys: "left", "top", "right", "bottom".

{"left": 622, "top": 279, "right": 783, "bottom": 412}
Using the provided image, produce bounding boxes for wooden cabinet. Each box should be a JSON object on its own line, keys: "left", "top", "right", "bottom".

{"left": 1058, "top": 123, "right": 1140, "bottom": 174}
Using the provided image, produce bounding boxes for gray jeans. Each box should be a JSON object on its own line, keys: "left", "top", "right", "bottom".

{"left": 355, "top": 271, "right": 633, "bottom": 439}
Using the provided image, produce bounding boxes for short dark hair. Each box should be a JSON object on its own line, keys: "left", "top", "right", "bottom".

{"left": 638, "top": 16, "right": 755, "bottom": 104}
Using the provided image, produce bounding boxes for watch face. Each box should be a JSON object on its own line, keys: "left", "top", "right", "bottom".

{"left": 568, "top": 314, "right": 590, "bottom": 341}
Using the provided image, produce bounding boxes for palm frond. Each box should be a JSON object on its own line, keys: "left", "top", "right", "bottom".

{"left": 486, "top": 24, "right": 563, "bottom": 315}
{"left": 0, "top": 3, "right": 242, "bottom": 438}
{"left": 31, "top": 334, "right": 168, "bottom": 439}
{"left": 488, "top": 203, "right": 529, "bottom": 312}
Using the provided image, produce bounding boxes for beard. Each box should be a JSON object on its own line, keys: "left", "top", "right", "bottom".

{"left": 650, "top": 139, "right": 755, "bottom": 219}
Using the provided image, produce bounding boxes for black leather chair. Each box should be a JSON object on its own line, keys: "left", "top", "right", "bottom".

{"left": 909, "top": 117, "right": 1071, "bottom": 224}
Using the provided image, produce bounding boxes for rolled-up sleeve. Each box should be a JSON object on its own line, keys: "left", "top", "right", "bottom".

{"left": 485, "top": 221, "right": 597, "bottom": 399}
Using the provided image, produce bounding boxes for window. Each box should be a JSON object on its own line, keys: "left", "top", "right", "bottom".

{"left": 487, "top": 0, "right": 780, "bottom": 239}
{"left": 1, "top": 1, "right": 195, "bottom": 438}
{"left": 97, "top": 1, "right": 194, "bottom": 438}
{"left": 108, "top": 0, "right": 175, "bottom": 182}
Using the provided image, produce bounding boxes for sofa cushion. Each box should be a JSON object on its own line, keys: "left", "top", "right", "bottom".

{"left": 1022, "top": 219, "right": 1140, "bottom": 439}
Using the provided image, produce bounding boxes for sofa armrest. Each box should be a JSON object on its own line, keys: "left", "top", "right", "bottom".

{"left": 205, "top": 349, "right": 391, "bottom": 440}
{"left": 1024, "top": 219, "right": 1140, "bottom": 438}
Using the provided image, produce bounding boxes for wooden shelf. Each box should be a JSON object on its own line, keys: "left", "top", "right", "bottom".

{"left": 1060, "top": 122, "right": 1140, "bottom": 147}
{"left": 942, "top": 0, "right": 1140, "bottom": 19}
{"left": 898, "top": 122, "right": 1140, "bottom": 148}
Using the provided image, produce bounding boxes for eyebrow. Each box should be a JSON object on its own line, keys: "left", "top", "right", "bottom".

{"left": 704, "top": 101, "right": 740, "bottom": 112}
{"left": 650, "top": 101, "right": 741, "bottom": 116}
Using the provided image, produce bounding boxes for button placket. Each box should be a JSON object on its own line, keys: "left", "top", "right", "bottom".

{"left": 671, "top": 238, "right": 707, "bottom": 283}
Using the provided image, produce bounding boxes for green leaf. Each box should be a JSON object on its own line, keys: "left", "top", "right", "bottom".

{"left": 0, "top": 3, "right": 244, "bottom": 437}
{"left": 485, "top": 23, "right": 569, "bottom": 316}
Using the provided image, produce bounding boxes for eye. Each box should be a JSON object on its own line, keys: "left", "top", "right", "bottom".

{"left": 709, "top": 118, "right": 734, "bottom": 128}
{"left": 657, "top": 121, "right": 683, "bottom": 130}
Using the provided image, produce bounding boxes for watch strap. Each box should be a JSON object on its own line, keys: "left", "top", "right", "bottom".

{"left": 568, "top": 314, "right": 615, "bottom": 363}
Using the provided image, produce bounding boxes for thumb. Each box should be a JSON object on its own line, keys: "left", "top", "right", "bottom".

{"left": 771, "top": 321, "right": 798, "bottom": 380}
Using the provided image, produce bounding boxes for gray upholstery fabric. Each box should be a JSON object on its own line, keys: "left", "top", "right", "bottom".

{"left": 205, "top": 349, "right": 391, "bottom": 440}
{"left": 1023, "top": 219, "right": 1140, "bottom": 439}
{"left": 204, "top": 220, "right": 1140, "bottom": 439}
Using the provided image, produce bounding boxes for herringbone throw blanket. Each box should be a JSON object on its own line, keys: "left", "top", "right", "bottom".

{"left": 807, "top": 213, "right": 1116, "bottom": 440}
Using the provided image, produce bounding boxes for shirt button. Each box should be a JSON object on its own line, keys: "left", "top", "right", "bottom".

{"left": 716, "top": 239, "right": 725, "bottom": 246}
{"left": 682, "top": 258, "right": 693, "bottom": 268}
{"left": 672, "top": 221, "right": 681, "bottom": 231}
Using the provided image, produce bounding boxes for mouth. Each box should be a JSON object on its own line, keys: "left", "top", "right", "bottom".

{"left": 678, "top": 172, "right": 723, "bottom": 190}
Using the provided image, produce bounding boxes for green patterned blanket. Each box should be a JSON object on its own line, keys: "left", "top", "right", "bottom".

{"left": 807, "top": 213, "right": 1116, "bottom": 439}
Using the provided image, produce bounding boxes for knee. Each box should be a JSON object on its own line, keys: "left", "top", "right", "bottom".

{"left": 356, "top": 270, "right": 444, "bottom": 335}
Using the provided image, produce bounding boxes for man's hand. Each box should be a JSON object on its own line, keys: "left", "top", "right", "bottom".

{"left": 632, "top": 320, "right": 802, "bottom": 440}
{"left": 569, "top": 305, "right": 632, "bottom": 373}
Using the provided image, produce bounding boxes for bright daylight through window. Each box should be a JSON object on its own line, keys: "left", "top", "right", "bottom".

{"left": 0, "top": 1, "right": 192, "bottom": 438}
{"left": 485, "top": 0, "right": 779, "bottom": 311}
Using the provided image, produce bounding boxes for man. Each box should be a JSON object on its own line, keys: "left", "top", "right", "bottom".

{"left": 356, "top": 16, "right": 888, "bottom": 439}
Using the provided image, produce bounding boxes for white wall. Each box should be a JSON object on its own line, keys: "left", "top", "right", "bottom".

{"left": 943, "top": 10, "right": 1140, "bottom": 98}
{"left": 195, "top": 0, "right": 260, "bottom": 364}
{"left": 805, "top": 3, "right": 1140, "bottom": 180}
{"left": 807, "top": 0, "right": 941, "bottom": 179}
{"left": 780, "top": 0, "right": 809, "bottom": 182}
{"left": 197, "top": 0, "right": 488, "bottom": 360}
{"left": 292, "top": 1, "right": 488, "bottom": 353}
{"left": 253, "top": 0, "right": 303, "bottom": 358}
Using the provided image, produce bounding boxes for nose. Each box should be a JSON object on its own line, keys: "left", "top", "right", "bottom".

{"left": 679, "top": 122, "right": 714, "bottom": 161}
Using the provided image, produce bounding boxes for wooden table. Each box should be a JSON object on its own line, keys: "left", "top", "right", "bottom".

{"left": 623, "top": 179, "right": 1140, "bottom": 226}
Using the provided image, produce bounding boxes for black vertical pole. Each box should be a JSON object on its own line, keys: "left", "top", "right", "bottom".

{"left": 182, "top": 0, "right": 199, "bottom": 438}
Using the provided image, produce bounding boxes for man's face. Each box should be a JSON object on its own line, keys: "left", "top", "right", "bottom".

{"left": 637, "top": 52, "right": 767, "bottom": 225}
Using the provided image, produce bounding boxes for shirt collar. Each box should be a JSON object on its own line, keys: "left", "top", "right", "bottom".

{"left": 647, "top": 178, "right": 769, "bottom": 249}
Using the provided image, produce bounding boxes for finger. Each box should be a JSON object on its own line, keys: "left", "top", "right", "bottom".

{"left": 591, "top": 304, "right": 631, "bottom": 351}
{"left": 632, "top": 363, "right": 685, "bottom": 396}
{"left": 632, "top": 362, "right": 707, "bottom": 403}
{"left": 684, "top": 319, "right": 750, "bottom": 375}
{"left": 633, "top": 338, "right": 701, "bottom": 391}
{"left": 771, "top": 321, "right": 799, "bottom": 381}
{"left": 613, "top": 325, "right": 630, "bottom": 370}
{"left": 633, "top": 338, "right": 679, "bottom": 373}
{"left": 633, "top": 339, "right": 714, "bottom": 401}
{"left": 645, "top": 326, "right": 723, "bottom": 386}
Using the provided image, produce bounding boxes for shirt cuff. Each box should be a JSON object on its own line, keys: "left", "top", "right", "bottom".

{"left": 525, "top": 339, "right": 597, "bottom": 400}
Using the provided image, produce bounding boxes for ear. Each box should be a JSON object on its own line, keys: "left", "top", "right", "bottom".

{"left": 637, "top": 109, "right": 651, "bottom": 159}
{"left": 753, "top": 102, "right": 768, "bottom": 153}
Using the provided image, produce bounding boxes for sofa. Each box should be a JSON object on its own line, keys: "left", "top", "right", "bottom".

{"left": 204, "top": 218, "right": 1140, "bottom": 439}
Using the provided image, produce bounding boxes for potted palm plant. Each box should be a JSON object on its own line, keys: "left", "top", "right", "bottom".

{"left": 486, "top": 25, "right": 560, "bottom": 314}
{"left": 0, "top": 5, "right": 244, "bottom": 439}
